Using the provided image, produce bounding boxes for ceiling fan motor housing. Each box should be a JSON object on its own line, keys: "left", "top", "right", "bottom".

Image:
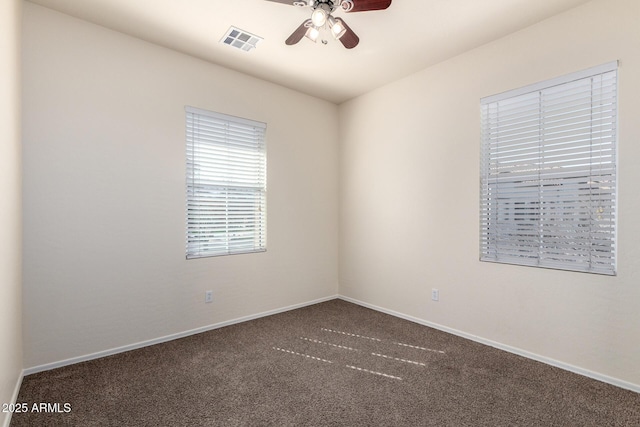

{"left": 294, "top": 1, "right": 347, "bottom": 12}
{"left": 292, "top": 1, "right": 362, "bottom": 14}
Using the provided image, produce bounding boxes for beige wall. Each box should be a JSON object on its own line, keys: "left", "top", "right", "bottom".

{"left": 20, "top": 0, "right": 640, "bottom": 392}
{"left": 0, "top": 0, "right": 23, "bottom": 424}
{"left": 22, "top": 3, "right": 339, "bottom": 369}
{"left": 339, "top": 0, "right": 640, "bottom": 388}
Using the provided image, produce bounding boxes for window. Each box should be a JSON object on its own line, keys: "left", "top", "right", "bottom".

{"left": 186, "top": 107, "right": 266, "bottom": 259}
{"left": 480, "top": 62, "right": 618, "bottom": 275}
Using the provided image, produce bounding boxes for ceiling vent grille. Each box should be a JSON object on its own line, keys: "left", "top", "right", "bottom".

{"left": 221, "top": 27, "right": 263, "bottom": 52}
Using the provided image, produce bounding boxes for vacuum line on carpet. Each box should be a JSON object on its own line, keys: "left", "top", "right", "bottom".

{"left": 393, "top": 342, "right": 445, "bottom": 354}
{"left": 346, "top": 365, "right": 402, "bottom": 380}
{"left": 321, "top": 328, "right": 382, "bottom": 342}
{"left": 299, "top": 337, "right": 360, "bottom": 351}
{"left": 272, "top": 347, "right": 333, "bottom": 364}
{"left": 371, "top": 352, "right": 427, "bottom": 367}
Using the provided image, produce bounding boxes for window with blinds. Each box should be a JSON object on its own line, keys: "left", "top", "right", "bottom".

{"left": 480, "top": 62, "right": 618, "bottom": 275}
{"left": 186, "top": 107, "right": 266, "bottom": 259}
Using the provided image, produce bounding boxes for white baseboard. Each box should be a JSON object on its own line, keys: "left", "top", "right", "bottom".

{"left": 22, "top": 293, "right": 640, "bottom": 395}
{"left": 339, "top": 295, "right": 640, "bottom": 394}
{"left": 24, "top": 295, "right": 338, "bottom": 376}
{"left": 2, "top": 369, "right": 24, "bottom": 427}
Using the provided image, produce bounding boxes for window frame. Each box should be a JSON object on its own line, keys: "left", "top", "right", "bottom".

{"left": 185, "top": 106, "right": 267, "bottom": 259}
{"left": 480, "top": 62, "right": 618, "bottom": 275}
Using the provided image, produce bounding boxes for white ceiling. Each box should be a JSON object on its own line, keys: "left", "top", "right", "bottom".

{"left": 26, "top": 0, "right": 593, "bottom": 104}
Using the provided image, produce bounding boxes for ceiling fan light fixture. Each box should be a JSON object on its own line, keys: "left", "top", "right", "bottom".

{"left": 305, "top": 26, "right": 320, "bottom": 42}
{"left": 270, "top": 0, "right": 389, "bottom": 49}
{"left": 328, "top": 16, "right": 346, "bottom": 40}
{"left": 311, "top": 8, "right": 328, "bottom": 27}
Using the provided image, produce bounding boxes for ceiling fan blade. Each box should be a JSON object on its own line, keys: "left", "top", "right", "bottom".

{"left": 336, "top": 18, "right": 359, "bottom": 49}
{"left": 286, "top": 19, "right": 312, "bottom": 45}
{"left": 341, "top": 0, "right": 392, "bottom": 12}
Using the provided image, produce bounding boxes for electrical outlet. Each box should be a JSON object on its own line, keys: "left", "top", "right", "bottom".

{"left": 205, "top": 290, "right": 213, "bottom": 303}
{"left": 431, "top": 289, "right": 439, "bottom": 302}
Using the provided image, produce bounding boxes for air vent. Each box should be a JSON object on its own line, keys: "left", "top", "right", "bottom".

{"left": 221, "top": 27, "right": 263, "bottom": 52}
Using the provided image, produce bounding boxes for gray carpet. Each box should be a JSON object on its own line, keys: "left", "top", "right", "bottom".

{"left": 11, "top": 299, "right": 640, "bottom": 426}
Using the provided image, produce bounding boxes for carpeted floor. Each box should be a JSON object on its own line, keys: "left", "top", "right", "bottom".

{"left": 11, "top": 299, "right": 640, "bottom": 426}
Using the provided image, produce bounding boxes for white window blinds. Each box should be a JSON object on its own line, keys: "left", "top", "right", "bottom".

{"left": 186, "top": 107, "right": 266, "bottom": 259}
{"left": 480, "top": 62, "right": 618, "bottom": 275}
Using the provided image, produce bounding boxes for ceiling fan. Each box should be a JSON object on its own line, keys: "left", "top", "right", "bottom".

{"left": 265, "top": 0, "right": 392, "bottom": 49}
